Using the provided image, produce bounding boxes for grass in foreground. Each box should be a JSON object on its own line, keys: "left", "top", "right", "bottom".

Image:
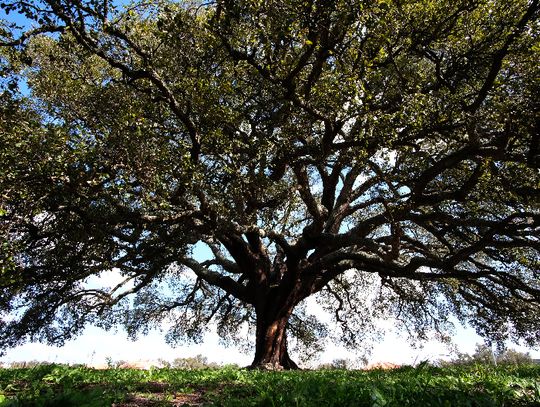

{"left": 0, "top": 363, "right": 539, "bottom": 406}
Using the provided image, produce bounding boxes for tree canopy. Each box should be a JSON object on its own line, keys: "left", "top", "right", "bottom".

{"left": 1, "top": 0, "right": 539, "bottom": 369}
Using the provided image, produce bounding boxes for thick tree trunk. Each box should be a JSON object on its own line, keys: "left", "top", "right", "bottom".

{"left": 250, "top": 312, "right": 299, "bottom": 370}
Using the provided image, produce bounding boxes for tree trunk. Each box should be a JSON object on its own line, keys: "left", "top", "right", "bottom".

{"left": 250, "top": 312, "right": 299, "bottom": 370}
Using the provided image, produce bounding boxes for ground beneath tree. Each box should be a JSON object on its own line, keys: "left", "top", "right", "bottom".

{"left": 112, "top": 381, "right": 205, "bottom": 406}
{"left": 113, "top": 391, "right": 205, "bottom": 407}
{"left": 1, "top": 364, "right": 539, "bottom": 406}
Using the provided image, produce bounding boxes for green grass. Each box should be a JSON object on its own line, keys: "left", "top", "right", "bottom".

{"left": 0, "top": 363, "right": 538, "bottom": 406}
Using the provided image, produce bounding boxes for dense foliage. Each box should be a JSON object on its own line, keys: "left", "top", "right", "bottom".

{"left": 0, "top": 364, "right": 539, "bottom": 406}
{"left": 0, "top": 0, "right": 539, "bottom": 368}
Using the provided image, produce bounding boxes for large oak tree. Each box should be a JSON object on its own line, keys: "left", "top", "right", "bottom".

{"left": 1, "top": 0, "right": 539, "bottom": 369}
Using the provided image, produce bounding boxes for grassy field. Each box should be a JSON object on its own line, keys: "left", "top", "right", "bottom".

{"left": 0, "top": 363, "right": 539, "bottom": 406}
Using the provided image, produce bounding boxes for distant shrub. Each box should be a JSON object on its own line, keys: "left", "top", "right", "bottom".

{"left": 172, "top": 354, "right": 219, "bottom": 369}
{"left": 105, "top": 357, "right": 127, "bottom": 368}
{"left": 156, "top": 358, "right": 171, "bottom": 368}
{"left": 443, "top": 344, "right": 532, "bottom": 366}
{"left": 8, "top": 360, "right": 56, "bottom": 368}
{"left": 497, "top": 348, "right": 533, "bottom": 365}
{"left": 317, "top": 358, "right": 351, "bottom": 370}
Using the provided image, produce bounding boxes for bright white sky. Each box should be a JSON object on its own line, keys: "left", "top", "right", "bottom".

{"left": 2, "top": 246, "right": 539, "bottom": 368}
{"left": 2, "top": 305, "right": 538, "bottom": 368}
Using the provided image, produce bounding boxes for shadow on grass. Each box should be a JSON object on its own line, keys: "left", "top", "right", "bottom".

{"left": 1, "top": 364, "right": 539, "bottom": 406}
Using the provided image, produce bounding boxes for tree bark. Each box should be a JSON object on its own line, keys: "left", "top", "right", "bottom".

{"left": 250, "top": 311, "right": 299, "bottom": 370}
